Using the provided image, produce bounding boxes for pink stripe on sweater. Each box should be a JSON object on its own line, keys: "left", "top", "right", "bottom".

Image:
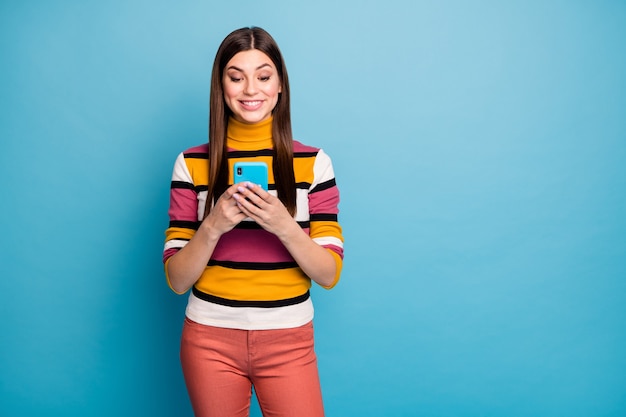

{"left": 211, "top": 228, "right": 296, "bottom": 263}
{"left": 309, "top": 187, "right": 339, "bottom": 214}
{"left": 169, "top": 188, "right": 198, "bottom": 221}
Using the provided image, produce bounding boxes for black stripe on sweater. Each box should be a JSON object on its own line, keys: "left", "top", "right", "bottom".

{"left": 207, "top": 259, "right": 299, "bottom": 270}
{"left": 310, "top": 213, "right": 338, "bottom": 222}
{"left": 169, "top": 220, "right": 200, "bottom": 230}
{"left": 310, "top": 178, "right": 336, "bottom": 193}
{"left": 171, "top": 181, "right": 194, "bottom": 190}
{"left": 192, "top": 287, "right": 310, "bottom": 308}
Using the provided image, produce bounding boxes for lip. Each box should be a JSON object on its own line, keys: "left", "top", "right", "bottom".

{"left": 239, "top": 100, "right": 263, "bottom": 111}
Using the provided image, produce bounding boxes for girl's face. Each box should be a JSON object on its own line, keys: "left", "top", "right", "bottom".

{"left": 222, "top": 49, "right": 282, "bottom": 124}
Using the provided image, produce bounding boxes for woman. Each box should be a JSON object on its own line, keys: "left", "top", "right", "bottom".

{"left": 163, "top": 27, "right": 344, "bottom": 417}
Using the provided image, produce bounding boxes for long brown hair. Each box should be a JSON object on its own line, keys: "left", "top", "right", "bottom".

{"left": 204, "top": 27, "right": 296, "bottom": 218}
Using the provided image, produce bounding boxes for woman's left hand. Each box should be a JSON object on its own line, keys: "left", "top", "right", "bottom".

{"left": 233, "top": 181, "right": 338, "bottom": 287}
{"left": 232, "top": 182, "right": 298, "bottom": 238}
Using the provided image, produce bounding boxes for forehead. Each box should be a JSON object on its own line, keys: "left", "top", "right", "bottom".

{"left": 225, "top": 49, "right": 276, "bottom": 71}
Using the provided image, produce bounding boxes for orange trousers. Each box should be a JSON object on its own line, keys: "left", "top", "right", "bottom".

{"left": 180, "top": 317, "right": 325, "bottom": 417}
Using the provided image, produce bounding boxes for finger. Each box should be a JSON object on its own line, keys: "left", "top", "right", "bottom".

{"left": 236, "top": 195, "right": 267, "bottom": 224}
{"left": 244, "top": 182, "right": 272, "bottom": 201}
{"left": 221, "top": 183, "right": 244, "bottom": 199}
{"left": 236, "top": 185, "right": 266, "bottom": 208}
{"left": 232, "top": 192, "right": 254, "bottom": 211}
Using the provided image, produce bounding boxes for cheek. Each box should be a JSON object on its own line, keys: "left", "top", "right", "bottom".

{"left": 223, "top": 78, "right": 245, "bottom": 97}
{"left": 223, "top": 87, "right": 241, "bottom": 112}
{"left": 266, "top": 82, "right": 282, "bottom": 98}
{"left": 223, "top": 84, "right": 237, "bottom": 101}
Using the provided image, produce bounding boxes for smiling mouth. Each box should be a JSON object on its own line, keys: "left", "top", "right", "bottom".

{"left": 240, "top": 100, "right": 263, "bottom": 108}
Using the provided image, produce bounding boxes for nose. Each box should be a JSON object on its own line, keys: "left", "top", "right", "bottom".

{"left": 244, "top": 79, "right": 258, "bottom": 96}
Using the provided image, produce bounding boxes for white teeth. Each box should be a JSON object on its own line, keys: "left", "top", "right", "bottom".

{"left": 242, "top": 101, "right": 261, "bottom": 106}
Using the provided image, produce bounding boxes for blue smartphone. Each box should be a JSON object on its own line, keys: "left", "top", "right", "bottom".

{"left": 233, "top": 162, "right": 268, "bottom": 190}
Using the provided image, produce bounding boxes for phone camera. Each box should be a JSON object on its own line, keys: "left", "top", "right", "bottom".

{"left": 237, "top": 167, "right": 242, "bottom": 175}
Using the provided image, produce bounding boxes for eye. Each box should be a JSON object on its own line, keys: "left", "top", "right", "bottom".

{"left": 229, "top": 76, "right": 242, "bottom": 82}
{"left": 258, "top": 75, "right": 271, "bottom": 82}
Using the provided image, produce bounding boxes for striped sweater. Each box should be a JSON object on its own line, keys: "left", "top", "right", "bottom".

{"left": 163, "top": 117, "right": 344, "bottom": 329}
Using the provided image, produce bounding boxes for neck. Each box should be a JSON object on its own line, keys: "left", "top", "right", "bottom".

{"left": 227, "top": 117, "right": 273, "bottom": 150}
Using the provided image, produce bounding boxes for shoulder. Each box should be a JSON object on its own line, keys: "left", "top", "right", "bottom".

{"left": 293, "top": 140, "right": 320, "bottom": 154}
{"left": 293, "top": 140, "right": 335, "bottom": 169}
{"left": 171, "top": 143, "right": 209, "bottom": 183}
{"left": 181, "top": 143, "right": 209, "bottom": 158}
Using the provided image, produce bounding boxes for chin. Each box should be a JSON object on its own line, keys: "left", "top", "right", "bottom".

{"left": 237, "top": 114, "right": 270, "bottom": 124}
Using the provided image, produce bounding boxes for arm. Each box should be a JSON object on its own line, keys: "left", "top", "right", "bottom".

{"left": 165, "top": 219, "right": 220, "bottom": 294}
{"left": 275, "top": 221, "right": 339, "bottom": 288}
{"left": 233, "top": 181, "right": 342, "bottom": 288}
{"left": 232, "top": 149, "right": 343, "bottom": 288}
{"left": 163, "top": 152, "right": 248, "bottom": 293}
{"left": 166, "top": 183, "right": 248, "bottom": 294}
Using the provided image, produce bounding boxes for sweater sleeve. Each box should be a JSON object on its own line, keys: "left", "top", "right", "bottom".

{"left": 308, "top": 149, "right": 344, "bottom": 289}
{"left": 163, "top": 152, "right": 199, "bottom": 292}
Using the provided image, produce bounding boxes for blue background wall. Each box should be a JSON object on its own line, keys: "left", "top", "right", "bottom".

{"left": 1, "top": 1, "right": 625, "bottom": 416}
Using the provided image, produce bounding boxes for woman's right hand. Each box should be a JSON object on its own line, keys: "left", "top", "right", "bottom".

{"left": 200, "top": 183, "right": 248, "bottom": 240}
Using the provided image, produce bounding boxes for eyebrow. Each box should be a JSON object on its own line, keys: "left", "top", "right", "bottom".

{"left": 226, "top": 63, "right": 273, "bottom": 72}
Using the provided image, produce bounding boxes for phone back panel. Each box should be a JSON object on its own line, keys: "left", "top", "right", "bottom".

{"left": 233, "top": 162, "right": 269, "bottom": 190}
